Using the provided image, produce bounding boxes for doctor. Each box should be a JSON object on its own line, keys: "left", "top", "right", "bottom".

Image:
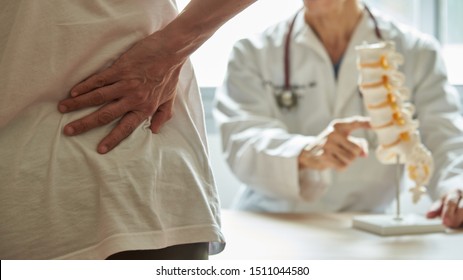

{"left": 214, "top": 0, "right": 463, "bottom": 228}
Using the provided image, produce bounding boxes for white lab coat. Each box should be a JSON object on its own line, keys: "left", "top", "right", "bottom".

{"left": 214, "top": 9, "right": 463, "bottom": 213}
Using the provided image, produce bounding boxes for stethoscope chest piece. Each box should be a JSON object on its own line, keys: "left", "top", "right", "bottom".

{"left": 276, "top": 89, "right": 298, "bottom": 110}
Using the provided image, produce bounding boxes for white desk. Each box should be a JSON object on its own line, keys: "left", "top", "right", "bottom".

{"left": 211, "top": 210, "right": 463, "bottom": 260}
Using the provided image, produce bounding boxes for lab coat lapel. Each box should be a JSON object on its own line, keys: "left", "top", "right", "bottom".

{"left": 333, "top": 11, "right": 382, "bottom": 116}
{"left": 294, "top": 13, "right": 336, "bottom": 114}
{"left": 294, "top": 14, "right": 331, "bottom": 65}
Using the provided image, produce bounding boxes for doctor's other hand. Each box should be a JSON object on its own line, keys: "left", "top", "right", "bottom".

{"left": 298, "top": 117, "right": 371, "bottom": 171}
{"left": 58, "top": 29, "right": 184, "bottom": 154}
{"left": 426, "top": 189, "right": 463, "bottom": 228}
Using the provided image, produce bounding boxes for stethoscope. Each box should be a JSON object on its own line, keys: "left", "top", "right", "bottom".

{"left": 275, "top": 4, "right": 384, "bottom": 110}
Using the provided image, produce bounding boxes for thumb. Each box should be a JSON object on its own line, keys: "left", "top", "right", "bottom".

{"left": 426, "top": 199, "right": 444, "bottom": 218}
{"left": 150, "top": 98, "right": 175, "bottom": 133}
{"left": 348, "top": 136, "right": 369, "bottom": 157}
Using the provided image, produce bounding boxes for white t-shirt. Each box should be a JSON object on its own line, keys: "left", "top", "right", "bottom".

{"left": 0, "top": 0, "right": 224, "bottom": 259}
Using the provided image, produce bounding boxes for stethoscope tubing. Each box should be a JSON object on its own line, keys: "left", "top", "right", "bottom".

{"left": 282, "top": 4, "right": 383, "bottom": 92}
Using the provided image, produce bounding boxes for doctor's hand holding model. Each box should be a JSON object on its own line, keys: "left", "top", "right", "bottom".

{"left": 214, "top": 0, "right": 463, "bottom": 228}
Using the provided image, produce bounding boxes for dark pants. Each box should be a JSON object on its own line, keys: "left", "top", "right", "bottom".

{"left": 106, "top": 242, "right": 209, "bottom": 260}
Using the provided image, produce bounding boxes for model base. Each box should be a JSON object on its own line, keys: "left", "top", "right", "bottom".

{"left": 352, "top": 214, "right": 445, "bottom": 236}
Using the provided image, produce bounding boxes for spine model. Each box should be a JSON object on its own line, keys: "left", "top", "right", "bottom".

{"left": 355, "top": 41, "right": 433, "bottom": 203}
